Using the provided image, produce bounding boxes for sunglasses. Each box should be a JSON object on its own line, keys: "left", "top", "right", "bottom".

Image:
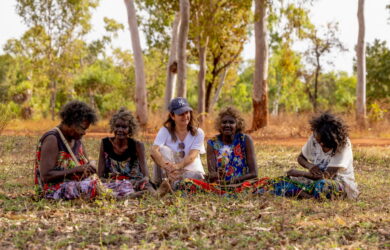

{"left": 178, "top": 142, "right": 185, "bottom": 158}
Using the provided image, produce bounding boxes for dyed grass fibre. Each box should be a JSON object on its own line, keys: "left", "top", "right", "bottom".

{"left": 0, "top": 136, "right": 389, "bottom": 248}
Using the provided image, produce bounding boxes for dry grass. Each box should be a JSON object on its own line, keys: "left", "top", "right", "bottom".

{"left": 0, "top": 135, "right": 389, "bottom": 248}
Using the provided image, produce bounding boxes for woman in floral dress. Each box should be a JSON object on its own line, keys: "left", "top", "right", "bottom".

{"left": 175, "top": 107, "right": 261, "bottom": 195}
{"left": 34, "top": 101, "right": 100, "bottom": 199}
{"left": 98, "top": 108, "right": 171, "bottom": 198}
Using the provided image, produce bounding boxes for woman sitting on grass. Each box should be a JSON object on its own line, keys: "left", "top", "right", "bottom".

{"left": 255, "top": 112, "right": 359, "bottom": 200}
{"left": 34, "top": 100, "right": 99, "bottom": 199}
{"left": 97, "top": 108, "right": 171, "bottom": 198}
{"left": 174, "top": 107, "right": 262, "bottom": 195}
{"left": 151, "top": 97, "right": 206, "bottom": 187}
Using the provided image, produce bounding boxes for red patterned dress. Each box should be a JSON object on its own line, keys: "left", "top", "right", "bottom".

{"left": 34, "top": 129, "right": 101, "bottom": 199}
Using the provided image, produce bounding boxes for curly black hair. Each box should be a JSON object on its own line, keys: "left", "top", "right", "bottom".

{"left": 59, "top": 100, "right": 98, "bottom": 126}
{"left": 310, "top": 112, "right": 349, "bottom": 155}
{"left": 215, "top": 107, "right": 245, "bottom": 134}
{"left": 109, "top": 107, "right": 138, "bottom": 137}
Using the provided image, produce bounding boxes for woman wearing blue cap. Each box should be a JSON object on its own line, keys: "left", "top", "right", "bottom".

{"left": 151, "top": 97, "right": 206, "bottom": 187}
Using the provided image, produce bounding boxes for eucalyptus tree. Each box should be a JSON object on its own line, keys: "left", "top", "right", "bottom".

{"left": 252, "top": 0, "right": 269, "bottom": 130}
{"left": 176, "top": 0, "right": 190, "bottom": 98}
{"left": 136, "top": 0, "right": 251, "bottom": 115}
{"left": 356, "top": 0, "right": 366, "bottom": 127}
{"left": 124, "top": 0, "right": 148, "bottom": 126}
{"left": 15, "top": 0, "right": 99, "bottom": 120}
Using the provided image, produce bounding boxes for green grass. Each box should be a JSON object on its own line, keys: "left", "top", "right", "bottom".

{"left": 0, "top": 135, "right": 389, "bottom": 248}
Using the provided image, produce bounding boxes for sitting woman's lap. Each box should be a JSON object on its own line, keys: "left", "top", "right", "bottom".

{"left": 254, "top": 176, "right": 345, "bottom": 199}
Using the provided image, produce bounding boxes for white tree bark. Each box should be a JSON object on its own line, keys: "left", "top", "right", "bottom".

{"left": 164, "top": 12, "right": 181, "bottom": 109}
{"left": 176, "top": 0, "right": 190, "bottom": 98}
{"left": 252, "top": 0, "right": 269, "bottom": 130}
{"left": 356, "top": 0, "right": 366, "bottom": 127}
{"left": 197, "top": 36, "right": 209, "bottom": 117}
{"left": 124, "top": 0, "right": 148, "bottom": 126}
{"left": 210, "top": 67, "right": 229, "bottom": 112}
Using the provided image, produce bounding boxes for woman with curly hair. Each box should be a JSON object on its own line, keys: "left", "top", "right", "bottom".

{"left": 98, "top": 108, "right": 171, "bottom": 198}
{"left": 255, "top": 112, "right": 359, "bottom": 199}
{"left": 175, "top": 107, "right": 260, "bottom": 196}
{"left": 34, "top": 100, "right": 99, "bottom": 199}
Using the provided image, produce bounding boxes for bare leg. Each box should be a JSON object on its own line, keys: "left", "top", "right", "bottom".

{"left": 156, "top": 179, "right": 174, "bottom": 198}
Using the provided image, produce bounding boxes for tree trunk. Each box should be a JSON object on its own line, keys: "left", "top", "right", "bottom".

{"left": 210, "top": 67, "right": 228, "bottom": 112}
{"left": 197, "top": 36, "right": 209, "bottom": 122}
{"left": 313, "top": 60, "right": 320, "bottom": 112}
{"left": 124, "top": 0, "right": 148, "bottom": 126}
{"left": 252, "top": 0, "right": 269, "bottom": 131}
{"left": 176, "top": 0, "right": 190, "bottom": 98}
{"left": 271, "top": 72, "right": 281, "bottom": 116}
{"left": 356, "top": 0, "right": 366, "bottom": 128}
{"left": 164, "top": 12, "right": 181, "bottom": 109}
{"left": 49, "top": 80, "right": 56, "bottom": 121}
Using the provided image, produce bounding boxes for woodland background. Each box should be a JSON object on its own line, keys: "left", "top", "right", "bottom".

{"left": 0, "top": 0, "right": 389, "bottom": 131}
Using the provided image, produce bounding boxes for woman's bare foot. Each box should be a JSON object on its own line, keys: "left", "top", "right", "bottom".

{"left": 157, "top": 179, "right": 174, "bottom": 198}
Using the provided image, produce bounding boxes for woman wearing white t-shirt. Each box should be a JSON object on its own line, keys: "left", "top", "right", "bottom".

{"left": 286, "top": 112, "right": 359, "bottom": 199}
{"left": 151, "top": 97, "right": 205, "bottom": 186}
{"left": 254, "top": 112, "right": 359, "bottom": 200}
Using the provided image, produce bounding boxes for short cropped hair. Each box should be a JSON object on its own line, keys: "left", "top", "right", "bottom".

{"left": 215, "top": 107, "right": 245, "bottom": 134}
{"left": 59, "top": 100, "right": 98, "bottom": 126}
{"left": 310, "top": 112, "right": 349, "bottom": 155}
{"left": 109, "top": 107, "right": 138, "bottom": 137}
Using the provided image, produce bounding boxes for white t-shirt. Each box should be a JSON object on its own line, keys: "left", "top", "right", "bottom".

{"left": 302, "top": 134, "right": 359, "bottom": 199}
{"left": 153, "top": 127, "right": 205, "bottom": 174}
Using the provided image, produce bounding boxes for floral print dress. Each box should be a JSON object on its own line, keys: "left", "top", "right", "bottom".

{"left": 34, "top": 129, "right": 100, "bottom": 199}
{"left": 34, "top": 130, "right": 137, "bottom": 200}
{"left": 175, "top": 133, "right": 261, "bottom": 196}
{"left": 176, "top": 133, "right": 344, "bottom": 199}
{"left": 101, "top": 137, "right": 149, "bottom": 193}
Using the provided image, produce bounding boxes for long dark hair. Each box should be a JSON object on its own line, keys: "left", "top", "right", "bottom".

{"left": 310, "top": 112, "right": 349, "bottom": 155}
{"left": 163, "top": 111, "right": 198, "bottom": 142}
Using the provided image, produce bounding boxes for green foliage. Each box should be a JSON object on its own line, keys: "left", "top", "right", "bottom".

{"left": 0, "top": 104, "right": 14, "bottom": 135}
{"left": 218, "top": 63, "right": 253, "bottom": 112}
{"left": 365, "top": 40, "right": 390, "bottom": 104}
{"left": 268, "top": 43, "right": 310, "bottom": 113}
{"left": 317, "top": 72, "right": 357, "bottom": 112}
{"left": 74, "top": 60, "right": 125, "bottom": 116}
{"left": 368, "top": 102, "right": 388, "bottom": 122}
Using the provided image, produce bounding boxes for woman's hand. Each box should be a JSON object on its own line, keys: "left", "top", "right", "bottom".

{"left": 167, "top": 169, "right": 183, "bottom": 182}
{"left": 309, "top": 165, "right": 323, "bottom": 178}
{"left": 286, "top": 168, "right": 302, "bottom": 177}
{"left": 73, "top": 163, "right": 96, "bottom": 178}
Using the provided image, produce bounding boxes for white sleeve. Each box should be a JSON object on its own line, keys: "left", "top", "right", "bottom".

{"left": 153, "top": 127, "right": 169, "bottom": 146}
{"left": 301, "top": 135, "right": 315, "bottom": 162}
{"left": 328, "top": 141, "right": 352, "bottom": 169}
{"left": 190, "top": 128, "right": 206, "bottom": 154}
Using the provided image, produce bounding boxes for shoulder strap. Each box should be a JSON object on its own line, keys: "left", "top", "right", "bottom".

{"left": 54, "top": 127, "right": 81, "bottom": 167}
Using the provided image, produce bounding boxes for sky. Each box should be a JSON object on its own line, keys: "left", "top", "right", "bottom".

{"left": 1, "top": 0, "right": 389, "bottom": 75}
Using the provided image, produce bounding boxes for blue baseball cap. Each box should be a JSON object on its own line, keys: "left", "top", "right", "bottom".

{"left": 168, "top": 97, "right": 193, "bottom": 115}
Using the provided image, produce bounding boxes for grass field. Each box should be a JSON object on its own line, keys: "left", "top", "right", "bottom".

{"left": 0, "top": 135, "right": 389, "bottom": 249}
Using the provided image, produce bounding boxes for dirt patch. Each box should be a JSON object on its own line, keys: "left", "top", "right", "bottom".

{"left": 3, "top": 130, "right": 390, "bottom": 147}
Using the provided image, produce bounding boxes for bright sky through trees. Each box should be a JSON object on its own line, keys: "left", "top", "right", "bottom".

{"left": 1, "top": 0, "right": 389, "bottom": 74}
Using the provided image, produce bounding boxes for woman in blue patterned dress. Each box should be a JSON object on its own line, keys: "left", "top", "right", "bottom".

{"left": 175, "top": 107, "right": 261, "bottom": 195}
